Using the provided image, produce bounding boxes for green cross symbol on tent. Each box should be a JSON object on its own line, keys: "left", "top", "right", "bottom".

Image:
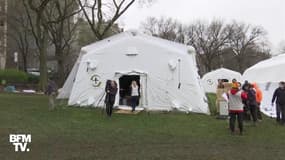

{"left": 90, "top": 75, "right": 102, "bottom": 87}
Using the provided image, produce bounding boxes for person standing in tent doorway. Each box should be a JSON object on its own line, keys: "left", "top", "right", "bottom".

{"left": 227, "top": 85, "right": 247, "bottom": 135}
{"left": 45, "top": 77, "right": 58, "bottom": 110}
{"left": 130, "top": 81, "right": 140, "bottom": 112}
{"left": 272, "top": 81, "right": 285, "bottom": 125}
{"left": 105, "top": 80, "right": 118, "bottom": 117}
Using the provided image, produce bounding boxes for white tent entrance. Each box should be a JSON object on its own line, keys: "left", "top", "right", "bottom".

{"left": 118, "top": 75, "right": 140, "bottom": 105}
{"left": 114, "top": 71, "right": 147, "bottom": 110}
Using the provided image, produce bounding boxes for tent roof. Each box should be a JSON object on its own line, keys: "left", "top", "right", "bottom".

{"left": 202, "top": 68, "right": 242, "bottom": 80}
{"left": 243, "top": 54, "right": 285, "bottom": 83}
{"left": 81, "top": 30, "right": 195, "bottom": 56}
{"left": 246, "top": 54, "right": 285, "bottom": 69}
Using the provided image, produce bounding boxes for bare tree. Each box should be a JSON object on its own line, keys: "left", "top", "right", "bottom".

{"left": 78, "top": 0, "right": 153, "bottom": 40}
{"left": 185, "top": 20, "right": 232, "bottom": 74}
{"left": 140, "top": 17, "right": 271, "bottom": 74}
{"left": 141, "top": 18, "right": 232, "bottom": 74}
{"left": 23, "top": 0, "right": 50, "bottom": 91}
{"left": 141, "top": 17, "right": 184, "bottom": 42}
{"left": 44, "top": 0, "right": 80, "bottom": 85}
{"left": 228, "top": 21, "right": 267, "bottom": 71}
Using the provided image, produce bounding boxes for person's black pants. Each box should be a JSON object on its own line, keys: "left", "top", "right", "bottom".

{"left": 276, "top": 103, "right": 285, "bottom": 124}
{"left": 106, "top": 101, "right": 114, "bottom": 117}
{"left": 229, "top": 112, "right": 243, "bottom": 133}
{"left": 131, "top": 96, "right": 139, "bottom": 111}
{"left": 257, "top": 103, "right": 262, "bottom": 120}
{"left": 249, "top": 105, "right": 258, "bottom": 122}
{"left": 243, "top": 105, "right": 251, "bottom": 121}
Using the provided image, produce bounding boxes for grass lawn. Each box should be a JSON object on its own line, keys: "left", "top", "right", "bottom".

{"left": 0, "top": 93, "right": 285, "bottom": 160}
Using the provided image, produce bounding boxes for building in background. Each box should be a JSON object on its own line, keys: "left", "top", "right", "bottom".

{"left": 0, "top": 0, "right": 7, "bottom": 69}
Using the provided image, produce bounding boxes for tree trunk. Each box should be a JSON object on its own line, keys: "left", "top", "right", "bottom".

{"left": 38, "top": 30, "right": 48, "bottom": 92}
{"left": 57, "top": 53, "right": 65, "bottom": 86}
{"left": 22, "top": 53, "right": 28, "bottom": 72}
{"left": 205, "top": 63, "right": 212, "bottom": 73}
{"left": 236, "top": 54, "right": 244, "bottom": 73}
{"left": 205, "top": 57, "right": 213, "bottom": 73}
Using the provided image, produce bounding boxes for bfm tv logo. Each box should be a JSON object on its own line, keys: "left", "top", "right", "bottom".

{"left": 9, "top": 134, "right": 31, "bottom": 152}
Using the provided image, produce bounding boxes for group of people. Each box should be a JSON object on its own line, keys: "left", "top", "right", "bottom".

{"left": 220, "top": 79, "right": 285, "bottom": 135}
{"left": 45, "top": 76, "right": 285, "bottom": 132}
{"left": 104, "top": 80, "right": 140, "bottom": 117}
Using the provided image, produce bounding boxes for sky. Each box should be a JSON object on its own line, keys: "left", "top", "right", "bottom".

{"left": 119, "top": 0, "right": 285, "bottom": 53}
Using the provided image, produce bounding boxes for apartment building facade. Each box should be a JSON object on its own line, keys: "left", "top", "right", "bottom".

{"left": 0, "top": 0, "right": 7, "bottom": 69}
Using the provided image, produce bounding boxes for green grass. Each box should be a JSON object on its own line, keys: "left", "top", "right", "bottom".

{"left": 0, "top": 93, "right": 285, "bottom": 160}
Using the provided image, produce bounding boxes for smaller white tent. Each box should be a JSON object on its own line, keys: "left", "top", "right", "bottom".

{"left": 243, "top": 54, "right": 285, "bottom": 117}
{"left": 202, "top": 68, "right": 242, "bottom": 93}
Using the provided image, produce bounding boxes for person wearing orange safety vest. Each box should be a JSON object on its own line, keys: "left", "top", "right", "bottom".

{"left": 252, "top": 83, "right": 263, "bottom": 121}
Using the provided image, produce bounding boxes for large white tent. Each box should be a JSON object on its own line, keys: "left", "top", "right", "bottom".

{"left": 202, "top": 68, "right": 242, "bottom": 93}
{"left": 243, "top": 54, "right": 285, "bottom": 117}
{"left": 58, "top": 30, "right": 209, "bottom": 114}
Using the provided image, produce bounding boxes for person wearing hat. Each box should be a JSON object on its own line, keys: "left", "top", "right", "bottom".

{"left": 227, "top": 85, "right": 247, "bottom": 135}
{"left": 232, "top": 79, "right": 240, "bottom": 89}
{"left": 272, "top": 81, "right": 285, "bottom": 124}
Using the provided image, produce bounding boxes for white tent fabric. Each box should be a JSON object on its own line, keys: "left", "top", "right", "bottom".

{"left": 243, "top": 54, "right": 285, "bottom": 118}
{"left": 58, "top": 30, "right": 209, "bottom": 114}
{"left": 57, "top": 50, "right": 87, "bottom": 99}
{"left": 202, "top": 68, "right": 242, "bottom": 93}
{"left": 256, "top": 82, "right": 278, "bottom": 118}
{"left": 243, "top": 54, "right": 285, "bottom": 83}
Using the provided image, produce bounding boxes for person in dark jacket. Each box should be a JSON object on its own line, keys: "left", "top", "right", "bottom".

{"left": 242, "top": 81, "right": 251, "bottom": 121}
{"left": 272, "top": 81, "right": 285, "bottom": 124}
{"left": 244, "top": 83, "right": 258, "bottom": 125}
{"left": 45, "top": 78, "right": 58, "bottom": 110}
{"left": 105, "top": 80, "right": 118, "bottom": 117}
